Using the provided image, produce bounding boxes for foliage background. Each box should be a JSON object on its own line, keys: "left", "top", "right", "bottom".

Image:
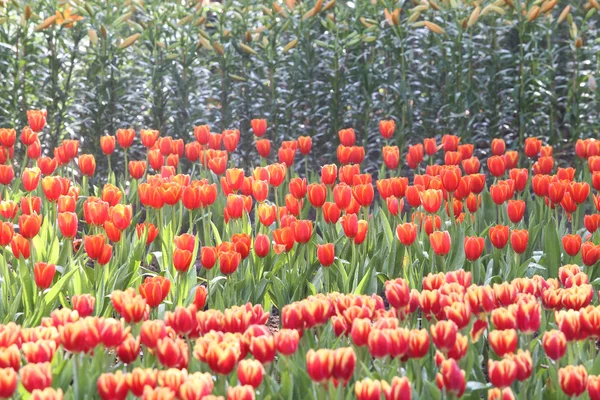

{"left": 0, "top": 0, "right": 599, "bottom": 173}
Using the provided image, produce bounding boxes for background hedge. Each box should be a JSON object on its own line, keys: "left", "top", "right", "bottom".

{"left": 0, "top": 0, "right": 599, "bottom": 173}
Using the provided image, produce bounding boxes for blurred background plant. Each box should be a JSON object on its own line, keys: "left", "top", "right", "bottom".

{"left": 0, "top": 0, "right": 599, "bottom": 175}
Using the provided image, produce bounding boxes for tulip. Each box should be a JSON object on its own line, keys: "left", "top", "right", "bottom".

{"left": 10, "top": 234, "right": 30, "bottom": 259}
{"left": 116, "top": 128, "right": 135, "bottom": 148}
{"left": 20, "top": 362, "right": 52, "bottom": 392}
{"left": 420, "top": 189, "right": 443, "bottom": 213}
{"left": 524, "top": 137, "right": 542, "bottom": 158}
{"left": 440, "top": 358, "right": 466, "bottom": 396}
{"left": 488, "top": 359, "right": 517, "bottom": 388}
{"left": 306, "top": 349, "right": 335, "bottom": 383}
{"left": 98, "top": 371, "right": 128, "bottom": 400}
{"left": 464, "top": 236, "right": 485, "bottom": 261}
{"left": 355, "top": 378, "right": 382, "bottom": 400}
{"left": 510, "top": 229, "right": 529, "bottom": 254}
{"left": 298, "top": 136, "right": 312, "bottom": 155}
{"left": 488, "top": 329, "right": 518, "bottom": 356}
{"left": 429, "top": 231, "right": 451, "bottom": 256}
{"left": 317, "top": 243, "right": 335, "bottom": 267}
{"left": 26, "top": 110, "right": 46, "bottom": 132}
{"left": 489, "top": 225, "right": 509, "bottom": 249}
{"left": 139, "top": 276, "right": 170, "bottom": 308}
{"left": 516, "top": 297, "right": 540, "bottom": 334}
{"left": 562, "top": 234, "right": 582, "bottom": 257}
{"left": 559, "top": 365, "right": 588, "bottom": 397}
{"left": 78, "top": 154, "right": 96, "bottom": 176}
{"left": 219, "top": 251, "right": 241, "bottom": 274}
{"left": 33, "top": 262, "right": 56, "bottom": 290}
{"left": 507, "top": 199, "right": 526, "bottom": 223}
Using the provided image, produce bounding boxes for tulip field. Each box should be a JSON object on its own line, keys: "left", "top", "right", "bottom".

{"left": 0, "top": 112, "right": 599, "bottom": 400}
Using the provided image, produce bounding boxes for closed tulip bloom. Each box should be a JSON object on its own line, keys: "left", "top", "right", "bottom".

{"left": 274, "top": 329, "right": 299, "bottom": 356}
{"left": 489, "top": 225, "right": 509, "bottom": 249}
{"left": 562, "top": 234, "right": 582, "bottom": 257}
{"left": 116, "top": 128, "right": 135, "bottom": 148}
{"left": 430, "top": 231, "right": 451, "bottom": 256}
{"left": 491, "top": 138, "right": 506, "bottom": 155}
{"left": 0, "top": 367, "right": 17, "bottom": 398}
{"left": 100, "top": 135, "right": 116, "bottom": 155}
{"left": 420, "top": 189, "right": 442, "bottom": 214}
{"left": 355, "top": 378, "right": 382, "bottom": 400}
{"left": 396, "top": 222, "right": 417, "bottom": 246}
{"left": 587, "top": 376, "right": 600, "bottom": 400}
{"left": 430, "top": 320, "right": 457, "bottom": 353}
{"left": 22, "top": 167, "right": 41, "bottom": 192}
{"left": 292, "top": 220, "right": 313, "bottom": 244}
{"left": 27, "top": 110, "right": 47, "bottom": 132}
{"left": 488, "top": 329, "right": 518, "bottom": 356}
{"left": 254, "top": 234, "right": 270, "bottom": 258}
{"left": 98, "top": 371, "right": 128, "bottom": 400}
{"left": 33, "top": 262, "right": 56, "bottom": 290}
{"left": 516, "top": 297, "right": 540, "bottom": 334}
{"left": 524, "top": 137, "right": 542, "bottom": 158}
{"left": 317, "top": 243, "right": 335, "bottom": 267}
{"left": 250, "top": 119, "right": 267, "bottom": 137}
{"left": 440, "top": 358, "right": 466, "bottom": 396}
{"left": 27, "top": 140, "right": 41, "bottom": 160}
{"left": 488, "top": 359, "right": 517, "bottom": 389}
{"left": 506, "top": 200, "right": 525, "bottom": 223}
{"left": 385, "top": 278, "right": 410, "bottom": 310}
{"left": 0, "top": 222, "right": 13, "bottom": 247}
{"left": 20, "top": 127, "right": 37, "bottom": 146}
{"left": 307, "top": 183, "right": 327, "bottom": 208}
{"left": 173, "top": 248, "right": 193, "bottom": 273}
{"left": 255, "top": 139, "right": 271, "bottom": 158}
{"left": 109, "top": 204, "right": 132, "bottom": 231}
{"left": 78, "top": 154, "right": 96, "bottom": 176}
{"left": 289, "top": 177, "right": 306, "bottom": 199}
{"left": 487, "top": 155, "right": 506, "bottom": 177}
{"left": 19, "top": 212, "right": 42, "bottom": 239}
{"left": 352, "top": 184, "right": 374, "bottom": 207}
{"left": 379, "top": 119, "right": 395, "bottom": 139}
{"left": 423, "top": 138, "right": 437, "bottom": 155}
{"left": 298, "top": 136, "right": 312, "bottom": 155}
{"left": 11, "top": 234, "right": 30, "bottom": 259}
{"left": 58, "top": 212, "right": 78, "bottom": 238}
{"left": 382, "top": 146, "right": 400, "bottom": 169}
{"left": 510, "top": 229, "right": 528, "bottom": 254}
{"left": 20, "top": 362, "right": 52, "bottom": 392}
{"left": 129, "top": 161, "right": 147, "bottom": 180}
{"left": 306, "top": 349, "right": 334, "bottom": 382}
{"left": 139, "top": 276, "right": 170, "bottom": 308}
{"left": 559, "top": 365, "right": 588, "bottom": 397}
{"left": 321, "top": 164, "right": 337, "bottom": 185}
{"left": 338, "top": 128, "right": 356, "bottom": 146}
{"left": 440, "top": 166, "right": 462, "bottom": 192}
{"left": 464, "top": 236, "right": 485, "bottom": 261}
{"left": 0, "top": 165, "right": 14, "bottom": 185}
{"left": 237, "top": 359, "right": 264, "bottom": 388}
{"left": 219, "top": 251, "right": 241, "bottom": 275}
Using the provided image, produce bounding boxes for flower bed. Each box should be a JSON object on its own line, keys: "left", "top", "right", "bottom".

{"left": 0, "top": 112, "right": 598, "bottom": 399}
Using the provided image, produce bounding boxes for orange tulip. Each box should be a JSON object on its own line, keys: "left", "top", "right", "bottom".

{"left": 429, "top": 231, "right": 451, "bottom": 256}
{"left": 464, "top": 236, "right": 485, "bottom": 261}
{"left": 251, "top": 119, "right": 267, "bottom": 137}
{"left": 27, "top": 110, "right": 47, "bottom": 132}
{"left": 58, "top": 212, "right": 78, "bottom": 238}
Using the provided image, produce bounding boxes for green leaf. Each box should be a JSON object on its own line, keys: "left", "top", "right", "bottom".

{"left": 544, "top": 222, "right": 561, "bottom": 279}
